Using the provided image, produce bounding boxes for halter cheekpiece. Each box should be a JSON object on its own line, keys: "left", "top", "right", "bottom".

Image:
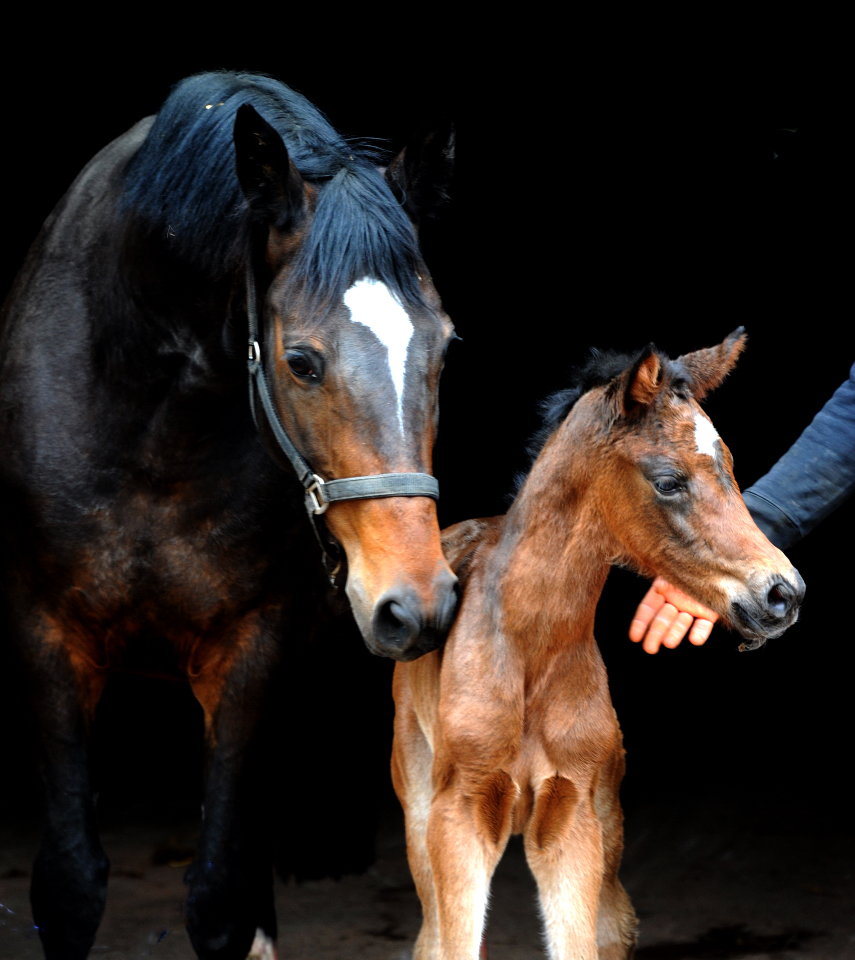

{"left": 245, "top": 262, "right": 440, "bottom": 581}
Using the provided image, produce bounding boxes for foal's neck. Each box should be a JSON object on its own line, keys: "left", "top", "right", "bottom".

{"left": 496, "top": 432, "right": 611, "bottom": 652}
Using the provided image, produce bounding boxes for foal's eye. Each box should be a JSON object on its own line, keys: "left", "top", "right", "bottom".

{"left": 286, "top": 351, "right": 317, "bottom": 380}
{"left": 653, "top": 476, "right": 683, "bottom": 497}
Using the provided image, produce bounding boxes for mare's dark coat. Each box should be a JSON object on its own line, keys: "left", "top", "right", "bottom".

{"left": 0, "top": 72, "right": 453, "bottom": 960}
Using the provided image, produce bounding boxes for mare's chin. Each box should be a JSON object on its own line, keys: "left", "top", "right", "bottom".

{"left": 359, "top": 622, "right": 445, "bottom": 662}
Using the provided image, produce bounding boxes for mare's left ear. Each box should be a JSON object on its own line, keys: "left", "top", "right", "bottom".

{"left": 678, "top": 327, "right": 747, "bottom": 400}
{"left": 385, "top": 119, "right": 455, "bottom": 226}
{"left": 233, "top": 104, "right": 308, "bottom": 233}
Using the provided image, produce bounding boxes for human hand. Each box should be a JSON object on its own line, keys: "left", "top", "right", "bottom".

{"left": 629, "top": 577, "right": 720, "bottom": 654}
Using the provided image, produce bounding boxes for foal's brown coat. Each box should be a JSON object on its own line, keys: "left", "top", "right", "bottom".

{"left": 392, "top": 333, "right": 803, "bottom": 960}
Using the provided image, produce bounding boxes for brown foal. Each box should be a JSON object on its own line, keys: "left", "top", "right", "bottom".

{"left": 392, "top": 330, "right": 804, "bottom": 960}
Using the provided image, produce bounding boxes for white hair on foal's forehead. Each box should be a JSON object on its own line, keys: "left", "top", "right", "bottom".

{"left": 694, "top": 411, "right": 720, "bottom": 457}
{"left": 344, "top": 278, "right": 413, "bottom": 432}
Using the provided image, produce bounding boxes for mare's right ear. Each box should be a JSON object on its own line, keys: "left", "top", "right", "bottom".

{"left": 234, "top": 104, "right": 308, "bottom": 232}
{"left": 385, "top": 119, "right": 455, "bottom": 226}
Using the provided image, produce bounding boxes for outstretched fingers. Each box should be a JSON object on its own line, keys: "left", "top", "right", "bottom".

{"left": 628, "top": 584, "right": 666, "bottom": 644}
{"left": 629, "top": 578, "right": 719, "bottom": 653}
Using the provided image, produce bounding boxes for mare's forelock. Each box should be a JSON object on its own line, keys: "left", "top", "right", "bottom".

{"left": 120, "top": 72, "right": 424, "bottom": 311}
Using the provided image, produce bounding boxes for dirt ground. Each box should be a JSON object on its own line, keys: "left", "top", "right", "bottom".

{"left": 1, "top": 791, "right": 853, "bottom": 960}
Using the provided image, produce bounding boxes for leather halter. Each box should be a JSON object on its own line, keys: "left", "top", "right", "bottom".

{"left": 245, "top": 263, "right": 440, "bottom": 581}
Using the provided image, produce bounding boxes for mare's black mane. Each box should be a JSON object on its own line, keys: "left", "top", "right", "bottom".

{"left": 122, "top": 72, "right": 423, "bottom": 308}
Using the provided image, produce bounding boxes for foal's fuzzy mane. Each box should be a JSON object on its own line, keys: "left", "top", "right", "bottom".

{"left": 524, "top": 347, "right": 650, "bottom": 464}
{"left": 121, "top": 72, "right": 424, "bottom": 308}
{"left": 516, "top": 344, "right": 692, "bottom": 492}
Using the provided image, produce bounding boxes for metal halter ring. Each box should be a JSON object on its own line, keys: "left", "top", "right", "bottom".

{"left": 306, "top": 475, "right": 329, "bottom": 515}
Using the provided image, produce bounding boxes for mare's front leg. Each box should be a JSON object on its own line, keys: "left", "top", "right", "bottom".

{"left": 185, "top": 616, "right": 280, "bottom": 960}
{"left": 524, "top": 774, "right": 604, "bottom": 960}
{"left": 13, "top": 609, "right": 110, "bottom": 960}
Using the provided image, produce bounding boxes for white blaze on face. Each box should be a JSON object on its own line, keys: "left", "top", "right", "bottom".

{"left": 344, "top": 278, "right": 414, "bottom": 432}
{"left": 694, "top": 411, "right": 720, "bottom": 458}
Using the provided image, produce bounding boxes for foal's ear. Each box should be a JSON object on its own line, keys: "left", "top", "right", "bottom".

{"left": 677, "top": 327, "right": 747, "bottom": 400}
{"left": 608, "top": 345, "right": 664, "bottom": 418}
{"left": 385, "top": 118, "right": 455, "bottom": 226}
{"left": 234, "top": 104, "right": 308, "bottom": 232}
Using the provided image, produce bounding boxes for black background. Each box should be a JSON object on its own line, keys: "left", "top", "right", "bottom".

{"left": 1, "top": 25, "right": 851, "bottom": 855}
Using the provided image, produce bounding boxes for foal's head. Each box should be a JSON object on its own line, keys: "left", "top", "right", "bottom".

{"left": 233, "top": 105, "right": 458, "bottom": 661}
{"left": 549, "top": 329, "right": 804, "bottom": 646}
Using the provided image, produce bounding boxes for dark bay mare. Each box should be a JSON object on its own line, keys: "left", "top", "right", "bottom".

{"left": 0, "top": 72, "right": 459, "bottom": 959}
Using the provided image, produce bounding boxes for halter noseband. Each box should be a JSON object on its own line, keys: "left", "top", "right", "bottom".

{"left": 245, "top": 263, "right": 440, "bottom": 581}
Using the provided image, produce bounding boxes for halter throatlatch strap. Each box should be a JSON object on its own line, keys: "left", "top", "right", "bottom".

{"left": 245, "top": 262, "right": 439, "bottom": 578}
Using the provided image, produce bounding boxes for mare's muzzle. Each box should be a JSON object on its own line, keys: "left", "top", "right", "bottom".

{"left": 731, "top": 568, "right": 806, "bottom": 646}
{"left": 371, "top": 571, "right": 460, "bottom": 661}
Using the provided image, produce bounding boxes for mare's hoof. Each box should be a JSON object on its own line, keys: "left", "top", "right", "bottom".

{"left": 247, "top": 928, "right": 277, "bottom": 960}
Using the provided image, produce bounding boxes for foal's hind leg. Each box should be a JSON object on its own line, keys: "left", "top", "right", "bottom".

{"left": 186, "top": 620, "right": 279, "bottom": 960}
{"left": 14, "top": 611, "right": 109, "bottom": 960}
{"left": 391, "top": 668, "right": 440, "bottom": 959}
{"left": 524, "top": 775, "right": 604, "bottom": 960}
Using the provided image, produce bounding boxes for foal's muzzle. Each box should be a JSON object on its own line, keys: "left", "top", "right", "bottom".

{"left": 731, "top": 568, "right": 806, "bottom": 645}
{"left": 371, "top": 571, "right": 460, "bottom": 661}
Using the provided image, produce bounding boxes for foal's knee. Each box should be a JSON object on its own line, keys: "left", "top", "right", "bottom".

{"left": 529, "top": 774, "right": 580, "bottom": 850}
{"left": 472, "top": 770, "right": 518, "bottom": 846}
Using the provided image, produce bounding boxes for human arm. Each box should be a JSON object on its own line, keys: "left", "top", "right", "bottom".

{"left": 742, "top": 360, "right": 855, "bottom": 549}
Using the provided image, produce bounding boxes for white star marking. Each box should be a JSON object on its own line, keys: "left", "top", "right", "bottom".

{"left": 694, "top": 412, "right": 720, "bottom": 457}
{"left": 344, "top": 278, "right": 414, "bottom": 432}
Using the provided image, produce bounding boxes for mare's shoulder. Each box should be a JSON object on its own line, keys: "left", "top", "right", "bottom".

{"left": 441, "top": 517, "right": 504, "bottom": 587}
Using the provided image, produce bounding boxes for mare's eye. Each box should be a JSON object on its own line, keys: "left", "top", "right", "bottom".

{"left": 286, "top": 351, "right": 317, "bottom": 380}
{"left": 653, "top": 476, "right": 683, "bottom": 497}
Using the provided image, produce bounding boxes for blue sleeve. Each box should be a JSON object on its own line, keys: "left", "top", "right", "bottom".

{"left": 742, "top": 361, "right": 855, "bottom": 550}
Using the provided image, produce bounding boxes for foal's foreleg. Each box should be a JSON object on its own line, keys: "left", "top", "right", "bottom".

{"left": 427, "top": 773, "right": 517, "bottom": 960}
{"left": 524, "top": 775, "right": 604, "bottom": 960}
{"left": 595, "top": 745, "right": 637, "bottom": 959}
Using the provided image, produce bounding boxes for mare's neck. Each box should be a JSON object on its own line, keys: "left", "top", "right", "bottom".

{"left": 495, "top": 432, "right": 611, "bottom": 653}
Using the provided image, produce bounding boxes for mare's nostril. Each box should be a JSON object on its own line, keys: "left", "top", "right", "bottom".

{"left": 436, "top": 577, "right": 461, "bottom": 636}
{"left": 373, "top": 597, "right": 421, "bottom": 651}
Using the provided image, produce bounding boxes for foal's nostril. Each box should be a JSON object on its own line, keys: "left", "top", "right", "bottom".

{"left": 766, "top": 581, "right": 794, "bottom": 617}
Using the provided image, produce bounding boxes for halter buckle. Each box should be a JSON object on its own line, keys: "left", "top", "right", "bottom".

{"left": 248, "top": 340, "right": 261, "bottom": 372}
{"left": 306, "top": 474, "right": 329, "bottom": 515}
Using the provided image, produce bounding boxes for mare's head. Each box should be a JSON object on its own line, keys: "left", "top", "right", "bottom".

{"left": 544, "top": 329, "right": 803, "bottom": 647}
{"left": 232, "top": 102, "right": 458, "bottom": 661}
